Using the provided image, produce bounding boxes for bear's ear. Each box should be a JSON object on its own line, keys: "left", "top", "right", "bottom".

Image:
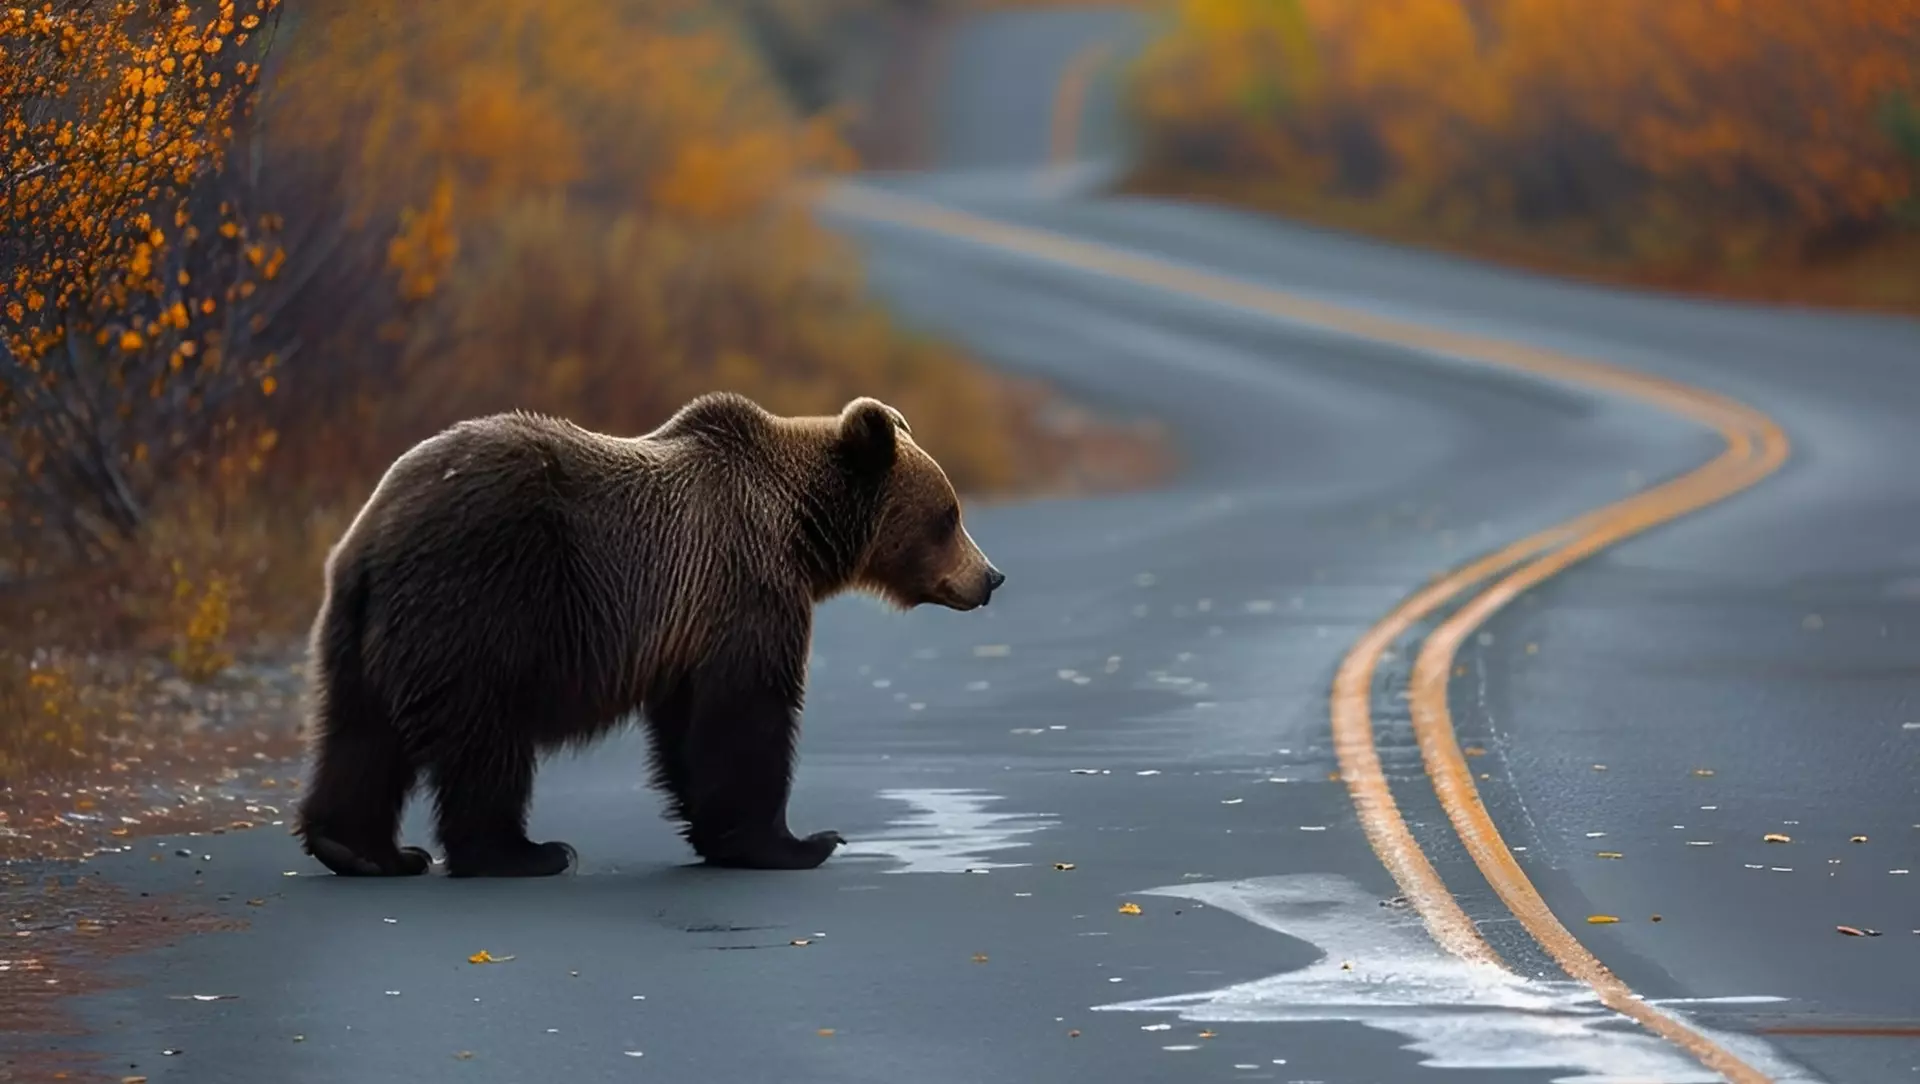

{"left": 836, "top": 397, "right": 906, "bottom": 473}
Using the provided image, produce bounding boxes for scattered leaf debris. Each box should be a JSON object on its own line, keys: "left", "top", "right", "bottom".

{"left": 1199, "top": 1029, "right": 1217, "bottom": 1039}
{"left": 1118, "top": 902, "right": 1142, "bottom": 916}
{"left": 1764, "top": 833, "right": 1792, "bottom": 843}
{"left": 1068, "top": 1029, "right": 1081, "bottom": 1038}
{"left": 1587, "top": 915, "right": 1620, "bottom": 925}
{"left": 454, "top": 1052, "right": 474, "bottom": 1061}
{"left": 817, "top": 1029, "right": 835, "bottom": 1037}
{"left": 1053, "top": 862, "right": 1075, "bottom": 871}
{"left": 1692, "top": 768, "right": 1716, "bottom": 777}
{"left": 971, "top": 953, "right": 989, "bottom": 964}
{"left": 1850, "top": 835, "right": 1868, "bottom": 843}
{"left": 1650, "top": 915, "right": 1663, "bottom": 922}
{"left": 467, "top": 950, "right": 514, "bottom": 964}
{"left": 1596, "top": 851, "right": 1624, "bottom": 860}
{"left": 1836, "top": 925, "right": 1881, "bottom": 937}
{"left": 169, "top": 993, "right": 237, "bottom": 1001}
{"left": 789, "top": 939, "right": 812, "bottom": 947}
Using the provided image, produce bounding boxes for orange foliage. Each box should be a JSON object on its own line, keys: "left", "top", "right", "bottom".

{"left": 1133, "top": 0, "right": 1920, "bottom": 269}
{"left": 251, "top": 0, "right": 1022, "bottom": 505}
{"left": 1, "top": 0, "right": 285, "bottom": 569}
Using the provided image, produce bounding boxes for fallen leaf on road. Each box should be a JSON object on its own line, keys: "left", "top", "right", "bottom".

{"left": 1464, "top": 746, "right": 1487, "bottom": 757}
{"left": 1053, "top": 862, "right": 1075, "bottom": 871}
{"left": 1764, "top": 833, "right": 1791, "bottom": 843}
{"left": 1692, "top": 768, "right": 1715, "bottom": 777}
{"left": 453, "top": 1052, "right": 473, "bottom": 1061}
{"left": 623, "top": 1051, "right": 643, "bottom": 1058}
{"left": 1199, "top": 1029, "right": 1217, "bottom": 1038}
{"left": 971, "top": 953, "right": 989, "bottom": 963}
{"left": 1068, "top": 1029, "right": 1081, "bottom": 1038}
{"left": 789, "top": 939, "right": 812, "bottom": 947}
{"left": 1596, "top": 851, "right": 1624, "bottom": 859}
{"left": 1587, "top": 915, "right": 1619, "bottom": 925}
{"left": 1836, "top": 925, "right": 1882, "bottom": 937}
{"left": 1850, "top": 835, "right": 1868, "bottom": 843}
{"left": 817, "top": 1029, "right": 835, "bottom": 1037}
{"left": 468, "top": 950, "right": 514, "bottom": 964}
{"left": 1118, "top": 902, "right": 1142, "bottom": 915}
{"left": 168, "top": 994, "right": 237, "bottom": 1001}
{"left": 121, "top": 1077, "right": 146, "bottom": 1083}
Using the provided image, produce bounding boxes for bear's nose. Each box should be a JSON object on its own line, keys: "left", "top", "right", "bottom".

{"left": 985, "top": 566, "right": 1006, "bottom": 596}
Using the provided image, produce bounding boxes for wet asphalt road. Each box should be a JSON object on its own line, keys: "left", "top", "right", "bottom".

{"left": 25, "top": 7, "right": 1920, "bottom": 1084}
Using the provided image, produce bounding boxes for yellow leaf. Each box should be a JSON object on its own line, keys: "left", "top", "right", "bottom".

{"left": 1118, "top": 902, "right": 1142, "bottom": 915}
{"left": 1586, "top": 915, "right": 1619, "bottom": 925}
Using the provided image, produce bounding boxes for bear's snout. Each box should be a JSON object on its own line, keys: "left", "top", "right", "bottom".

{"left": 982, "top": 566, "right": 1006, "bottom": 604}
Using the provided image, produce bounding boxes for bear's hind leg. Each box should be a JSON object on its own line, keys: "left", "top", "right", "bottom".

{"left": 681, "top": 671, "right": 842, "bottom": 871}
{"left": 642, "top": 683, "right": 694, "bottom": 825}
{"left": 429, "top": 740, "right": 576, "bottom": 878}
{"left": 295, "top": 704, "right": 430, "bottom": 878}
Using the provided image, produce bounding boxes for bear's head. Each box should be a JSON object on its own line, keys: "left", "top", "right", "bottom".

{"left": 836, "top": 398, "right": 1005, "bottom": 612}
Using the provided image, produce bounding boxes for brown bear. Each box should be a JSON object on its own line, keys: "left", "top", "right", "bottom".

{"left": 292, "top": 392, "right": 1004, "bottom": 878}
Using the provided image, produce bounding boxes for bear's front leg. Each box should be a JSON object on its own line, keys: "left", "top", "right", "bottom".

{"left": 680, "top": 667, "right": 843, "bottom": 871}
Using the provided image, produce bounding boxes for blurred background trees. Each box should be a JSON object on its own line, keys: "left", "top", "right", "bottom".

{"left": 1129, "top": 0, "right": 1920, "bottom": 304}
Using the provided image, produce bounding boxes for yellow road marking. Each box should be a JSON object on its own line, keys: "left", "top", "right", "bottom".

{"left": 1049, "top": 42, "right": 1113, "bottom": 167}
{"left": 820, "top": 179, "right": 1791, "bottom": 1083}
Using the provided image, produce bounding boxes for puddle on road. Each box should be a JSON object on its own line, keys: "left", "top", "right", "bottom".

{"left": 840, "top": 788, "right": 1056, "bottom": 874}
{"left": 1092, "top": 873, "right": 1816, "bottom": 1084}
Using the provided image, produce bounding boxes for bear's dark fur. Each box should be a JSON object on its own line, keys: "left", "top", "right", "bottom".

{"left": 293, "top": 393, "right": 1003, "bottom": 878}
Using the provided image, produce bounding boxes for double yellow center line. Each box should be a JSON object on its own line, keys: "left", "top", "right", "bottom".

{"left": 821, "top": 179, "right": 1791, "bottom": 1083}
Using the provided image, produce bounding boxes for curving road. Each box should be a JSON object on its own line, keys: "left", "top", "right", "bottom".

{"left": 18, "top": 8, "right": 1920, "bottom": 1084}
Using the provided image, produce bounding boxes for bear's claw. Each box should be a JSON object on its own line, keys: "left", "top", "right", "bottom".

{"left": 306, "top": 836, "right": 434, "bottom": 877}
{"left": 444, "top": 838, "right": 577, "bottom": 878}
{"left": 701, "top": 828, "right": 844, "bottom": 871}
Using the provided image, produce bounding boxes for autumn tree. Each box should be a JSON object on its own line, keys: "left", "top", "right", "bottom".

{"left": 251, "top": 0, "right": 1020, "bottom": 497}
{"left": 1131, "top": 0, "right": 1920, "bottom": 270}
{"left": 1, "top": 0, "right": 287, "bottom": 573}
